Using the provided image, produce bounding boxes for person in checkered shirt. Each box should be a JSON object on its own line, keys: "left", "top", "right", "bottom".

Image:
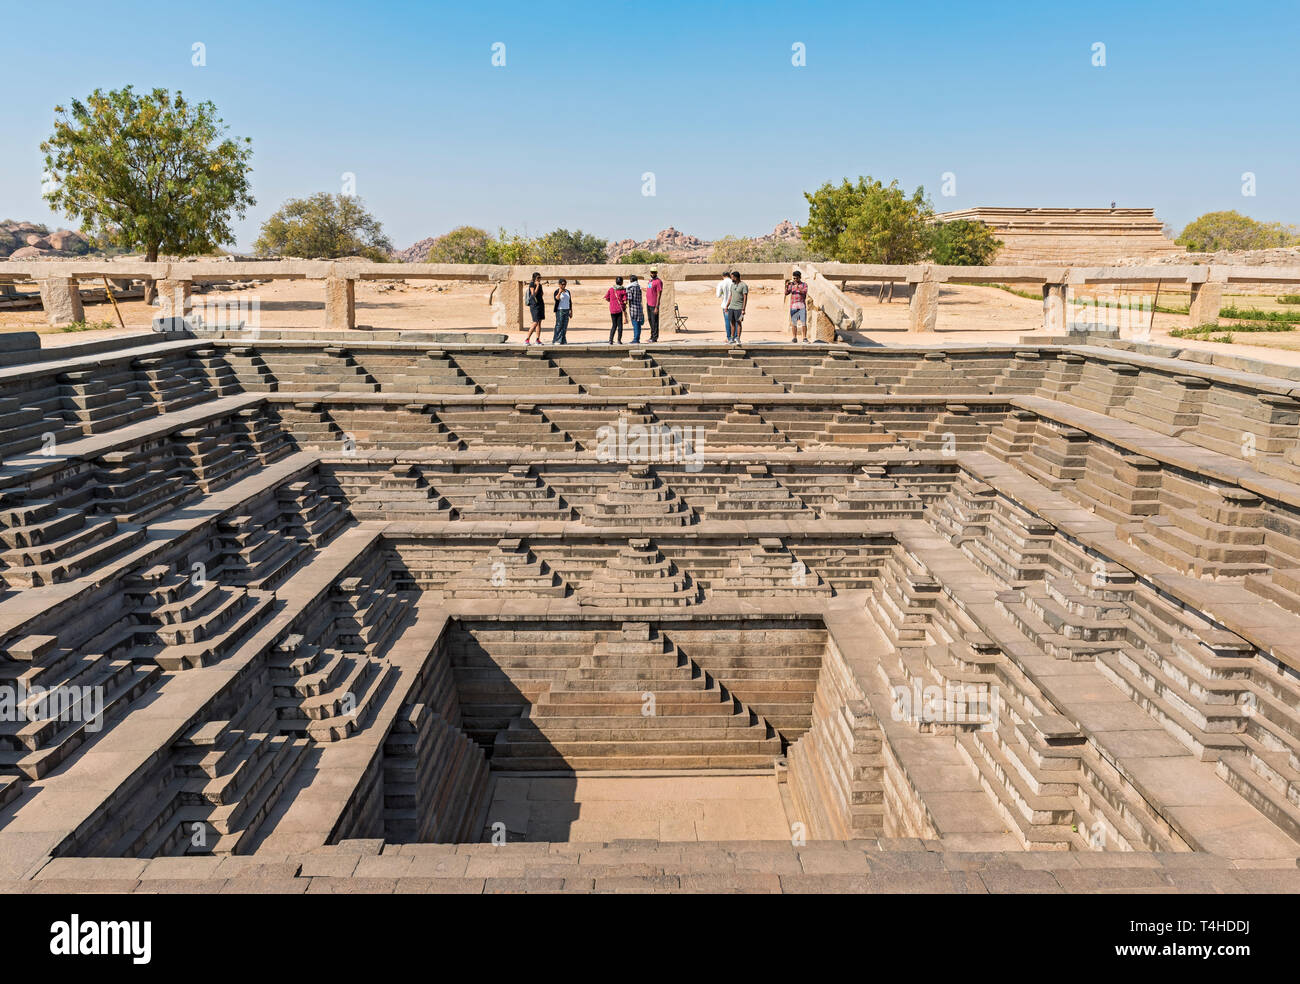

{"left": 625, "top": 275, "right": 645, "bottom": 344}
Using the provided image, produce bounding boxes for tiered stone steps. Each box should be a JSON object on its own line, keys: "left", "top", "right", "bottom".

{"left": 578, "top": 539, "right": 701, "bottom": 608}
{"left": 0, "top": 494, "right": 143, "bottom": 588}
{"left": 0, "top": 633, "right": 161, "bottom": 783}
{"left": 133, "top": 352, "right": 215, "bottom": 413}
{"left": 812, "top": 404, "right": 899, "bottom": 447}
{"left": 581, "top": 465, "right": 693, "bottom": 527}
{"left": 128, "top": 566, "right": 274, "bottom": 670}
{"left": 492, "top": 623, "right": 782, "bottom": 770}
{"left": 57, "top": 367, "right": 153, "bottom": 435}
{"left": 264, "top": 347, "right": 380, "bottom": 393}
{"left": 351, "top": 349, "right": 479, "bottom": 394}
{"left": 444, "top": 538, "right": 570, "bottom": 599}
{"left": 591, "top": 351, "right": 682, "bottom": 396}
{"left": 270, "top": 633, "right": 395, "bottom": 742}
{"left": 457, "top": 465, "right": 575, "bottom": 521}
{"left": 820, "top": 466, "right": 923, "bottom": 520}
{"left": 382, "top": 703, "right": 489, "bottom": 843}
{"left": 705, "top": 404, "right": 790, "bottom": 449}
{"left": 352, "top": 464, "right": 457, "bottom": 521}
{"left": 711, "top": 538, "right": 830, "bottom": 598}
{"left": 791, "top": 354, "right": 886, "bottom": 395}
{"left": 455, "top": 354, "right": 579, "bottom": 395}
{"left": 1126, "top": 488, "right": 1269, "bottom": 579}
{"left": 137, "top": 719, "right": 311, "bottom": 857}
{"left": 695, "top": 352, "right": 785, "bottom": 394}
{"left": 709, "top": 465, "right": 808, "bottom": 520}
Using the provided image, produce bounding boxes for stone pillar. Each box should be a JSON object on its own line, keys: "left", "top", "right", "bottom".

{"left": 1189, "top": 280, "right": 1226, "bottom": 327}
{"left": 156, "top": 278, "right": 192, "bottom": 320}
{"left": 325, "top": 276, "right": 356, "bottom": 331}
{"left": 908, "top": 273, "right": 940, "bottom": 333}
{"left": 511, "top": 280, "right": 525, "bottom": 333}
{"left": 659, "top": 280, "right": 677, "bottom": 333}
{"left": 38, "top": 277, "right": 84, "bottom": 326}
{"left": 1042, "top": 283, "right": 1068, "bottom": 333}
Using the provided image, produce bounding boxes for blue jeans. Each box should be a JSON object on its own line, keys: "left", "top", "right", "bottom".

{"left": 553, "top": 309, "right": 570, "bottom": 344}
{"left": 722, "top": 309, "right": 731, "bottom": 339}
{"left": 631, "top": 319, "right": 643, "bottom": 343}
{"left": 726, "top": 308, "right": 743, "bottom": 340}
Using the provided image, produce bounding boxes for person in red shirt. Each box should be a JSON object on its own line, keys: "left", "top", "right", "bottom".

{"left": 604, "top": 276, "right": 629, "bottom": 343}
{"left": 645, "top": 270, "right": 664, "bottom": 342}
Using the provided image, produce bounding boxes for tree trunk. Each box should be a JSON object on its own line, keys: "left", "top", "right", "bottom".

{"left": 143, "top": 246, "right": 159, "bottom": 305}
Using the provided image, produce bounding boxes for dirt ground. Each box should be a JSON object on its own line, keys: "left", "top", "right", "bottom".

{"left": 5, "top": 278, "right": 1300, "bottom": 369}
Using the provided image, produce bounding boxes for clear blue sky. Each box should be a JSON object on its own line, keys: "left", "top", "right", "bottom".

{"left": 4, "top": 0, "right": 1298, "bottom": 251}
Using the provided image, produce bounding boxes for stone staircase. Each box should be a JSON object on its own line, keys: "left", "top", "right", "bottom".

{"left": 352, "top": 464, "right": 457, "bottom": 521}
{"left": 709, "top": 465, "right": 808, "bottom": 520}
{"left": 121, "top": 718, "right": 311, "bottom": 857}
{"left": 444, "top": 538, "right": 570, "bottom": 599}
{"left": 581, "top": 465, "right": 694, "bottom": 527}
{"left": 0, "top": 491, "right": 143, "bottom": 588}
{"left": 491, "top": 623, "right": 782, "bottom": 770}
{"left": 382, "top": 703, "right": 489, "bottom": 842}
{"left": 578, "top": 539, "right": 701, "bottom": 607}
{"left": 126, "top": 565, "right": 274, "bottom": 670}
{"left": 711, "top": 538, "right": 830, "bottom": 598}
{"left": 820, "top": 465, "right": 924, "bottom": 520}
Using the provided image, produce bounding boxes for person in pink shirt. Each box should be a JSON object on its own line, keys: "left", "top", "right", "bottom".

{"left": 645, "top": 270, "right": 664, "bottom": 342}
{"left": 604, "top": 276, "right": 628, "bottom": 344}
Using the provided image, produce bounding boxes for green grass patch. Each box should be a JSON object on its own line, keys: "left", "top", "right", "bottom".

{"left": 971, "top": 282, "right": 1041, "bottom": 301}
{"left": 1170, "top": 323, "right": 1292, "bottom": 340}
{"left": 1276, "top": 294, "right": 1300, "bottom": 304}
{"left": 59, "top": 320, "right": 116, "bottom": 333}
{"left": 1080, "top": 296, "right": 1189, "bottom": 316}
{"left": 1218, "top": 306, "right": 1300, "bottom": 323}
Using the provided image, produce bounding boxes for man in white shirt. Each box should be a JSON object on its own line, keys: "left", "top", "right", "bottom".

{"left": 715, "top": 271, "right": 733, "bottom": 340}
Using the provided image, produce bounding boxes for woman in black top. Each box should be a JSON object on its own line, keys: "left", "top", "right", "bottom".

{"left": 525, "top": 272, "right": 545, "bottom": 345}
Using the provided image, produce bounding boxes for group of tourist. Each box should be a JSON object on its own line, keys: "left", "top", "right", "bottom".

{"left": 521, "top": 268, "right": 812, "bottom": 345}
{"left": 524, "top": 270, "right": 666, "bottom": 346}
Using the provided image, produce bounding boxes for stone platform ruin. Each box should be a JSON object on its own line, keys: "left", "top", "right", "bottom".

{"left": 2, "top": 330, "right": 1300, "bottom": 893}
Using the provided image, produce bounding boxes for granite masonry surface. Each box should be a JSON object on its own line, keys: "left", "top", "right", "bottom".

{"left": 0, "top": 328, "right": 1299, "bottom": 893}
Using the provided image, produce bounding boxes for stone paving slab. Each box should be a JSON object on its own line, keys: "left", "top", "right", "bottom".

{"left": 16, "top": 841, "right": 1296, "bottom": 894}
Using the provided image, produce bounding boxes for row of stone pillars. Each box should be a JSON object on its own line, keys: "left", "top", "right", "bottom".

{"left": 1040, "top": 278, "right": 1226, "bottom": 334}
{"left": 26, "top": 272, "right": 1231, "bottom": 333}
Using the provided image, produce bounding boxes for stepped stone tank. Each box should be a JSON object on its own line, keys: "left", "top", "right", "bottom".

{"left": 3, "top": 328, "right": 1300, "bottom": 893}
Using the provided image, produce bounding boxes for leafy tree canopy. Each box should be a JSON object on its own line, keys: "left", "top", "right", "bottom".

{"left": 255, "top": 193, "right": 393, "bottom": 261}
{"left": 619, "top": 249, "right": 671, "bottom": 265}
{"left": 801, "top": 177, "right": 933, "bottom": 264}
{"left": 424, "top": 226, "right": 495, "bottom": 263}
{"left": 533, "top": 228, "right": 607, "bottom": 264}
{"left": 1176, "top": 210, "right": 1298, "bottom": 252}
{"left": 41, "top": 86, "right": 254, "bottom": 262}
{"left": 927, "top": 218, "right": 1003, "bottom": 266}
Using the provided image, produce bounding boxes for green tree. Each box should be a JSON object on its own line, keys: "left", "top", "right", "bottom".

{"left": 424, "top": 225, "right": 495, "bottom": 263}
{"left": 1176, "top": 211, "right": 1298, "bottom": 252}
{"left": 710, "top": 235, "right": 759, "bottom": 265}
{"left": 41, "top": 87, "right": 254, "bottom": 267}
{"left": 801, "top": 177, "right": 933, "bottom": 263}
{"left": 535, "top": 228, "right": 607, "bottom": 264}
{"left": 619, "top": 249, "right": 671, "bottom": 265}
{"left": 255, "top": 193, "right": 393, "bottom": 260}
{"left": 927, "top": 218, "right": 1003, "bottom": 265}
{"left": 483, "top": 227, "right": 537, "bottom": 265}
{"left": 754, "top": 240, "right": 823, "bottom": 263}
